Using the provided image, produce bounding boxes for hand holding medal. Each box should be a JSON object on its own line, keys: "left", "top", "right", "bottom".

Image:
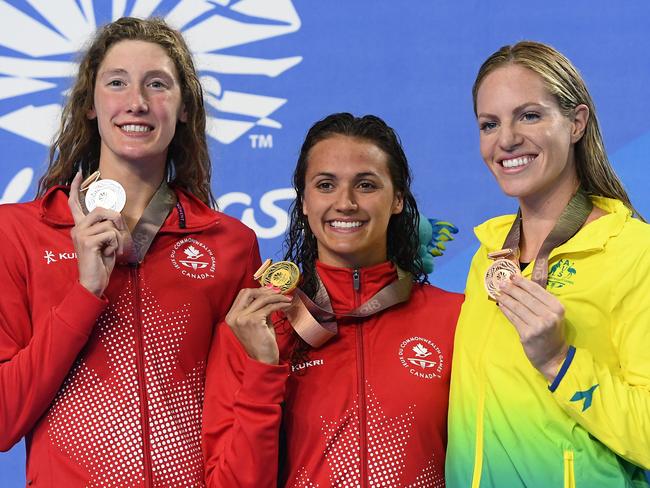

{"left": 68, "top": 171, "right": 128, "bottom": 297}
{"left": 486, "top": 246, "right": 569, "bottom": 381}
{"left": 224, "top": 259, "right": 299, "bottom": 364}
{"left": 492, "top": 271, "right": 569, "bottom": 382}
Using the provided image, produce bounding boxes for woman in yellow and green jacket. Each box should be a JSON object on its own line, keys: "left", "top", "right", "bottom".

{"left": 446, "top": 41, "right": 650, "bottom": 488}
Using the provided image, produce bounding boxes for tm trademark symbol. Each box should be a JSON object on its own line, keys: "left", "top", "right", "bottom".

{"left": 249, "top": 134, "right": 273, "bottom": 149}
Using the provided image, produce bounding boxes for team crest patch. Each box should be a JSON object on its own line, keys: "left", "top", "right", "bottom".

{"left": 398, "top": 337, "right": 444, "bottom": 380}
{"left": 170, "top": 238, "right": 216, "bottom": 280}
{"left": 548, "top": 259, "right": 577, "bottom": 289}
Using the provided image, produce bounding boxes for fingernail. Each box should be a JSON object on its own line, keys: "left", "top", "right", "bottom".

{"left": 264, "top": 283, "right": 274, "bottom": 289}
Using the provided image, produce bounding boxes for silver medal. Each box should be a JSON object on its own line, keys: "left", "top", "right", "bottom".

{"left": 85, "top": 179, "right": 127, "bottom": 212}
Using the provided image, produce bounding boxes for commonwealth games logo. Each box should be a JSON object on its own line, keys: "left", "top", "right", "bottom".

{"left": 0, "top": 0, "right": 302, "bottom": 201}
{"left": 398, "top": 336, "right": 444, "bottom": 380}
{"left": 0, "top": 0, "right": 302, "bottom": 145}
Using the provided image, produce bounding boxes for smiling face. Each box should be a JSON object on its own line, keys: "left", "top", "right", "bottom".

{"left": 88, "top": 40, "right": 187, "bottom": 173}
{"left": 302, "top": 135, "right": 404, "bottom": 268}
{"left": 476, "top": 64, "right": 587, "bottom": 206}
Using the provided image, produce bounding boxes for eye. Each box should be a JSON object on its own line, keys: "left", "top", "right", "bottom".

{"left": 315, "top": 180, "right": 334, "bottom": 191}
{"left": 357, "top": 180, "right": 378, "bottom": 191}
{"left": 521, "top": 112, "right": 540, "bottom": 122}
{"left": 148, "top": 79, "right": 169, "bottom": 89}
{"left": 107, "top": 79, "right": 125, "bottom": 87}
{"left": 479, "top": 121, "right": 497, "bottom": 132}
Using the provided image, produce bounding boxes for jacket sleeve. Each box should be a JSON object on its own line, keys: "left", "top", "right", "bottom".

{"left": 0, "top": 236, "right": 107, "bottom": 451}
{"left": 202, "top": 323, "right": 289, "bottom": 487}
{"left": 202, "top": 232, "right": 289, "bottom": 487}
{"left": 549, "top": 248, "right": 650, "bottom": 469}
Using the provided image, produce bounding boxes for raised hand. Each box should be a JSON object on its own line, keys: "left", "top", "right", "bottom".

{"left": 68, "top": 171, "right": 127, "bottom": 297}
{"left": 495, "top": 274, "right": 569, "bottom": 382}
{"left": 225, "top": 286, "right": 293, "bottom": 365}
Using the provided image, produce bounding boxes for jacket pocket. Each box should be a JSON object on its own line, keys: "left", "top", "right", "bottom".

{"left": 563, "top": 450, "right": 575, "bottom": 488}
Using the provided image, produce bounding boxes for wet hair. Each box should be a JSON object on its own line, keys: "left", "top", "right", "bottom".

{"left": 37, "top": 16, "right": 214, "bottom": 206}
{"left": 284, "top": 112, "right": 428, "bottom": 300}
{"left": 473, "top": 40, "right": 642, "bottom": 220}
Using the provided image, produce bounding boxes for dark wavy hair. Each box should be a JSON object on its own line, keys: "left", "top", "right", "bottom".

{"left": 284, "top": 112, "right": 427, "bottom": 301}
{"left": 37, "top": 17, "right": 214, "bottom": 206}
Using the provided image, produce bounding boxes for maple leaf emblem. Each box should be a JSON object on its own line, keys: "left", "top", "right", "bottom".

{"left": 413, "top": 343, "right": 431, "bottom": 358}
{"left": 184, "top": 246, "right": 203, "bottom": 260}
{"left": 47, "top": 281, "right": 205, "bottom": 486}
{"left": 293, "top": 384, "right": 444, "bottom": 487}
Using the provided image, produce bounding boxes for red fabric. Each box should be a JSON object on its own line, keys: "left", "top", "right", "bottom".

{"left": 0, "top": 186, "right": 260, "bottom": 487}
{"left": 203, "top": 260, "right": 463, "bottom": 487}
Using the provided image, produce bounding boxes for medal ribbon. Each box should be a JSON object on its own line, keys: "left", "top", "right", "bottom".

{"left": 500, "top": 188, "right": 592, "bottom": 288}
{"left": 80, "top": 181, "right": 177, "bottom": 264}
{"left": 285, "top": 267, "right": 413, "bottom": 347}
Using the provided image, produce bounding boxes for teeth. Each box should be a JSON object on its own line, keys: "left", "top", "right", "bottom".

{"left": 330, "top": 221, "right": 363, "bottom": 229}
{"left": 121, "top": 124, "right": 151, "bottom": 133}
{"left": 502, "top": 155, "right": 534, "bottom": 168}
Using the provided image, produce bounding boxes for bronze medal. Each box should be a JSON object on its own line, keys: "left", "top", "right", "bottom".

{"left": 484, "top": 257, "right": 520, "bottom": 300}
{"left": 254, "top": 260, "right": 300, "bottom": 294}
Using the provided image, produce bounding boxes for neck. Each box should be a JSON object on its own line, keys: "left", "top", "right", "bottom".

{"left": 517, "top": 182, "right": 578, "bottom": 262}
{"left": 97, "top": 158, "right": 166, "bottom": 230}
{"left": 317, "top": 246, "right": 388, "bottom": 270}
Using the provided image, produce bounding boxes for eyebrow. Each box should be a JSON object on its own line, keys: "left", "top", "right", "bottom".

{"left": 99, "top": 68, "right": 175, "bottom": 80}
{"left": 477, "top": 102, "right": 544, "bottom": 119}
{"left": 309, "top": 171, "right": 379, "bottom": 180}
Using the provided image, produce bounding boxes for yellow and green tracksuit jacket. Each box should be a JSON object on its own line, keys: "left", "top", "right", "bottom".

{"left": 446, "top": 197, "right": 650, "bottom": 488}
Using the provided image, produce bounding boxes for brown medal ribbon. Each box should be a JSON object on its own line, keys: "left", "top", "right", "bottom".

{"left": 285, "top": 267, "right": 413, "bottom": 348}
{"left": 487, "top": 188, "right": 593, "bottom": 292}
{"left": 79, "top": 180, "right": 177, "bottom": 264}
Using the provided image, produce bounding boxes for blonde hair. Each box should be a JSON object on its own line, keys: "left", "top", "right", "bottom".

{"left": 473, "top": 41, "right": 642, "bottom": 219}
{"left": 38, "top": 17, "right": 215, "bottom": 206}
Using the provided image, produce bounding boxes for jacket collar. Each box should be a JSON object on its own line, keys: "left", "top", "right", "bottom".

{"left": 315, "top": 260, "right": 397, "bottom": 314}
{"left": 39, "top": 185, "right": 219, "bottom": 233}
{"left": 474, "top": 196, "right": 630, "bottom": 257}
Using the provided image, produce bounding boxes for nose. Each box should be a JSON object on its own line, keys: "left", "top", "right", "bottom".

{"left": 127, "top": 85, "right": 148, "bottom": 114}
{"left": 334, "top": 186, "right": 359, "bottom": 213}
{"left": 498, "top": 122, "right": 523, "bottom": 151}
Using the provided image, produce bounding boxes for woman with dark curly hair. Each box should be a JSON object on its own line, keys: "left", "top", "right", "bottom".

{"left": 203, "top": 112, "right": 463, "bottom": 487}
{"left": 0, "top": 17, "right": 260, "bottom": 486}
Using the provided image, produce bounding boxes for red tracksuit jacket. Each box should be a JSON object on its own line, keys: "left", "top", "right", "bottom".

{"left": 203, "top": 260, "right": 463, "bottom": 487}
{"left": 0, "top": 186, "right": 260, "bottom": 487}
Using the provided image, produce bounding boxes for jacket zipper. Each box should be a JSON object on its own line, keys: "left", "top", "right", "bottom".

{"left": 563, "top": 450, "right": 575, "bottom": 488}
{"left": 131, "top": 265, "right": 154, "bottom": 487}
{"left": 353, "top": 269, "right": 368, "bottom": 486}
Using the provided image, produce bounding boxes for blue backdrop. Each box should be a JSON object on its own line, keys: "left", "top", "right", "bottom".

{"left": 1, "top": 1, "right": 649, "bottom": 485}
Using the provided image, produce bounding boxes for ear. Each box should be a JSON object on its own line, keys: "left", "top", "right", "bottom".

{"left": 86, "top": 107, "right": 96, "bottom": 120}
{"left": 570, "top": 104, "right": 589, "bottom": 144}
{"left": 178, "top": 104, "right": 188, "bottom": 123}
{"left": 392, "top": 192, "right": 404, "bottom": 215}
{"left": 302, "top": 199, "right": 308, "bottom": 216}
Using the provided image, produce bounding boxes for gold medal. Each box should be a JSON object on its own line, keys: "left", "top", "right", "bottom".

{"left": 254, "top": 259, "right": 300, "bottom": 294}
{"left": 484, "top": 248, "right": 520, "bottom": 299}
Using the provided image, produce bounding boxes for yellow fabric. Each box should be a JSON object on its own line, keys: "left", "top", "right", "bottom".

{"left": 446, "top": 196, "right": 650, "bottom": 488}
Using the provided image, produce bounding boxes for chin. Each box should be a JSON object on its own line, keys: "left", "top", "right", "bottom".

{"left": 496, "top": 182, "right": 532, "bottom": 199}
